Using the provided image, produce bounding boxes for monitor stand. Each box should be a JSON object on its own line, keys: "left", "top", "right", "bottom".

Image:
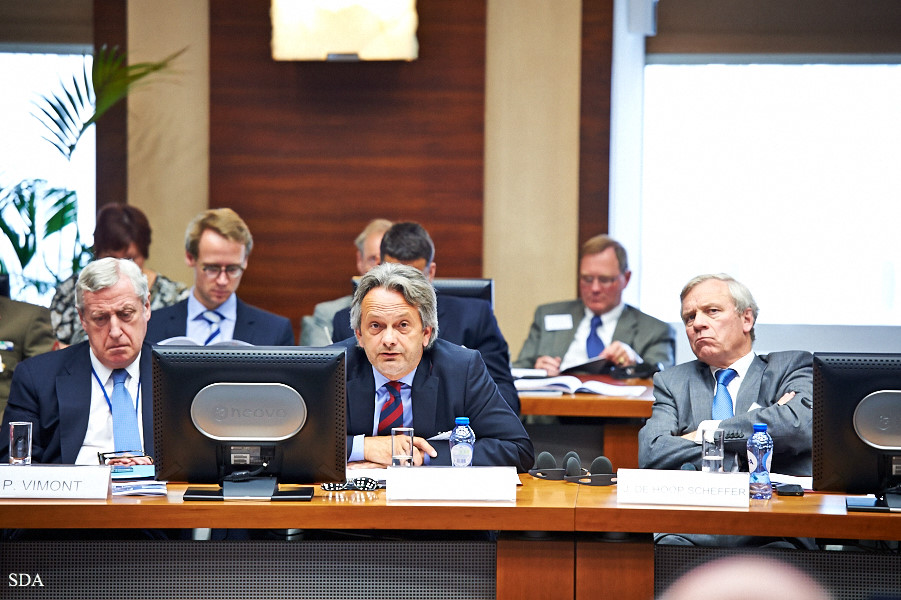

{"left": 184, "top": 477, "right": 314, "bottom": 501}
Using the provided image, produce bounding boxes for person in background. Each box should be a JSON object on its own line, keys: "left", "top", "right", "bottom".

{"left": 638, "top": 273, "right": 813, "bottom": 474}
{"left": 332, "top": 222, "right": 520, "bottom": 413}
{"left": 300, "top": 218, "right": 392, "bottom": 346}
{"left": 1, "top": 258, "right": 154, "bottom": 465}
{"left": 146, "top": 208, "right": 294, "bottom": 346}
{"left": 336, "top": 262, "right": 533, "bottom": 471}
{"left": 514, "top": 234, "right": 675, "bottom": 376}
{"left": 50, "top": 203, "right": 188, "bottom": 347}
{"left": 0, "top": 296, "right": 55, "bottom": 416}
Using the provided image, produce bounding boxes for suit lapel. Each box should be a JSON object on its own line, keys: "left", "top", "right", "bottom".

{"left": 736, "top": 355, "right": 765, "bottom": 414}
{"left": 57, "top": 346, "right": 93, "bottom": 464}
{"left": 611, "top": 305, "right": 637, "bottom": 343}
{"left": 410, "top": 350, "right": 440, "bottom": 438}
{"left": 232, "top": 299, "right": 255, "bottom": 344}
{"left": 345, "top": 345, "right": 378, "bottom": 435}
{"left": 688, "top": 361, "right": 714, "bottom": 424}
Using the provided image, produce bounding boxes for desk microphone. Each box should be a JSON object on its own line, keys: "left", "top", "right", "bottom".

{"left": 565, "top": 456, "right": 583, "bottom": 478}
{"left": 565, "top": 455, "right": 616, "bottom": 486}
{"left": 680, "top": 462, "right": 697, "bottom": 471}
{"left": 528, "top": 451, "right": 567, "bottom": 480}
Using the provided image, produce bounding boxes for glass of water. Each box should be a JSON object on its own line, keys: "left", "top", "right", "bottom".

{"left": 701, "top": 428, "right": 724, "bottom": 473}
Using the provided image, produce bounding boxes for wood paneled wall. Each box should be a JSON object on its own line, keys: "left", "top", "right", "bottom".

{"left": 209, "top": 1, "right": 486, "bottom": 336}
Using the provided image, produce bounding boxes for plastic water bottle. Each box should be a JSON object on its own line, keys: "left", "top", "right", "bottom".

{"left": 747, "top": 423, "right": 773, "bottom": 499}
{"left": 448, "top": 417, "right": 476, "bottom": 467}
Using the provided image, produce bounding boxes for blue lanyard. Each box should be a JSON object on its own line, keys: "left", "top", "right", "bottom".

{"left": 91, "top": 368, "right": 141, "bottom": 418}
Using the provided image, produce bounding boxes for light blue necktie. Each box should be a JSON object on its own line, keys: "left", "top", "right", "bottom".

{"left": 201, "top": 310, "right": 225, "bottom": 345}
{"left": 586, "top": 315, "right": 605, "bottom": 358}
{"left": 712, "top": 368, "right": 737, "bottom": 420}
{"left": 111, "top": 369, "right": 142, "bottom": 452}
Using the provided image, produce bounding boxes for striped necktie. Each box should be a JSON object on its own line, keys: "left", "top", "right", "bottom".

{"left": 377, "top": 381, "right": 404, "bottom": 436}
{"left": 110, "top": 369, "right": 142, "bottom": 452}
{"left": 712, "top": 368, "right": 737, "bottom": 420}
{"left": 586, "top": 315, "right": 605, "bottom": 358}
{"left": 201, "top": 310, "right": 225, "bottom": 345}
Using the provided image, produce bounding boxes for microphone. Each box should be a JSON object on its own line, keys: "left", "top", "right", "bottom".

{"left": 561, "top": 451, "right": 581, "bottom": 469}
{"left": 589, "top": 455, "right": 613, "bottom": 475}
{"left": 680, "top": 462, "right": 697, "bottom": 471}
{"left": 534, "top": 451, "right": 556, "bottom": 470}
{"left": 565, "top": 456, "right": 583, "bottom": 478}
{"left": 565, "top": 455, "right": 616, "bottom": 486}
{"left": 528, "top": 451, "right": 567, "bottom": 480}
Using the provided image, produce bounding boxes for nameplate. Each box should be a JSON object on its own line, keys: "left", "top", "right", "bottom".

{"left": 616, "top": 468, "right": 749, "bottom": 508}
{"left": 386, "top": 466, "right": 518, "bottom": 503}
{"left": 0, "top": 465, "right": 111, "bottom": 499}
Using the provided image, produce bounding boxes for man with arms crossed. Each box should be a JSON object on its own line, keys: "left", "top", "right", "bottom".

{"left": 147, "top": 208, "right": 294, "bottom": 346}
{"left": 336, "top": 262, "right": 533, "bottom": 471}
{"left": 1, "top": 258, "right": 154, "bottom": 465}
{"left": 514, "top": 234, "right": 675, "bottom": 376}
{"left": 638, "top": 273, "right": 813, "bottom": 474}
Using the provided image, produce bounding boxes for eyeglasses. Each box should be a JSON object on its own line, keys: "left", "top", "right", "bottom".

{"left": 580, "top": 275, "right": 622, "bottom": 287}
{"left": 200, "top": 264, "right": 244, "bottom": 279}
{"left": 320, "top": 477, "right": 383, "bottom": 492}
{"left": 98, "top": 450, "right": 153, "bottom": 465}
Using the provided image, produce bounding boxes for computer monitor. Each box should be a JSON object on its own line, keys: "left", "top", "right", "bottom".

{"left": 812, "top": 352, "right": 901, "bottom": 506}
{"left": 351, "top": 277, "right": 494, "bottom": 308}
{"left": 152, "top": 345, "right": 346, "bottom": 500}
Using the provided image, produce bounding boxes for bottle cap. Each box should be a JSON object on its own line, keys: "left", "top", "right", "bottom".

{"left": 752, "top": 423, "right": 767, "bottom": 432}
{"left": 455, "top": 417, "right": 470, "bottom": 425}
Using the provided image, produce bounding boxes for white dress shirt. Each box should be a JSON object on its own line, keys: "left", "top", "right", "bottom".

{"left": 558, "top": 303, "right": 626, "bottom": 372}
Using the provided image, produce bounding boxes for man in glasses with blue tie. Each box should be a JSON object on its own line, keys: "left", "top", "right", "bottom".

{"left": 638, "top": 274, "right": 813, "bottom": 475}
{"left": 146, "top": 208, "right": 294, "bottom": 346}
{"left": 514, "top": 234, "right": 675, "bottom": 376}
{"left": 1, "top": 258, "right": 154, "bottom": 465}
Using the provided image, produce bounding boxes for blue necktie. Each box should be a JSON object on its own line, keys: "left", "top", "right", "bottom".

{"left": 712, "top": 368, "right": 737, "bottom": 420}
{"left": 586, "top": 315, "right": 605, "bottom": 358}
{"left": 201, "top": 310, "right": 225, "bottom": 345}
{"left": 110, "top": 369, "right": 142, "bottom": 452}
{"left": 378, "top": 381, "right": 404, "bottom": 436}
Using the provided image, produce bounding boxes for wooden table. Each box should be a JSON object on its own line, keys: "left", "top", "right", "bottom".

{"left": 573, "top": 482, "right": 901, "bottom": 599}
{"left": 519, "top": 376, "right": 654, "bottom": 469}
{"left": 1, "top": 475, "right": 898, "bottom": 600}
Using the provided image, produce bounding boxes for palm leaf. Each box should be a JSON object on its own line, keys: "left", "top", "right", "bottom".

{"left": 33, "top": 45, "right": 185, "bottom": 161}
{"left": 43, "top": 188, "right": 79, "bottom": 238}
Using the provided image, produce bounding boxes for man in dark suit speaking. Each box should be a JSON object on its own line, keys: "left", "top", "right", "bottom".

{"left": 332, "top": 222, "right": 520, "bottom": 413}
{"left": 337, "top": 262, "right": 533, "bottom": 472}
{"left": 1, "top": 258, "right": 154, "bottom": 465}
{"left": 146, "top": 208, "right": 294, "bottom": 346}
{"left": 514, "top": 234, "right": 675, "bottom": 375}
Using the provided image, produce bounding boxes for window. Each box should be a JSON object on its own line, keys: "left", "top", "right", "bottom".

{"left": 636, "top": 62, "right": 901, "bottom": 327}
{"left": 0, "top": 52, "right": 95, "bottom": 304}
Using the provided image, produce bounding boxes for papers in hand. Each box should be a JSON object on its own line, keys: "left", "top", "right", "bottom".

{"left": 514, "top": 375, "right": 646, "bottom": 397}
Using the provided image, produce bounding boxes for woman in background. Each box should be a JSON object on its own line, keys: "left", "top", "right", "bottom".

{"left": 50, "top": 204, "right": 189, "bottom": 346}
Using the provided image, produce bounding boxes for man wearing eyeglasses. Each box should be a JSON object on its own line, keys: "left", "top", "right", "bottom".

{"left": 146, "top": 208, "right": 295, "bottom": 346}
{"left": 1, "top": 258, "right": 154, "bottom": 465}
{"left": 514, "top": 234, "right": 676, "bottom": 376}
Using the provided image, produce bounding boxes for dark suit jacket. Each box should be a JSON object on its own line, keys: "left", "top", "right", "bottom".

{"left": 0, "top": 296, "right": 55, "bottom": 414}
{"left": 0, "top": 342, "right": 155, "bottom": 464}
{"left": 638, "top": 351, "right": 814, "bottom": 475}
{"left": 513, "top": 300, "right": 676, "bottom": 369}
{"left": 338, "top": 338, "right": 534, "bottom": 472}
{"left": 332, "top": 294, "right": 520, "bottom": 413}
{"left": 146, "top": 297, "right": 295, "bottom": 346}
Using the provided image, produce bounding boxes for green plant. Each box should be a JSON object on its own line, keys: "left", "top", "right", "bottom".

{"left": 34, "top": 45, "right": 185, "bottom": 161}
{"left": 0, "top": 45, "right": 182, "bottom": 298}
